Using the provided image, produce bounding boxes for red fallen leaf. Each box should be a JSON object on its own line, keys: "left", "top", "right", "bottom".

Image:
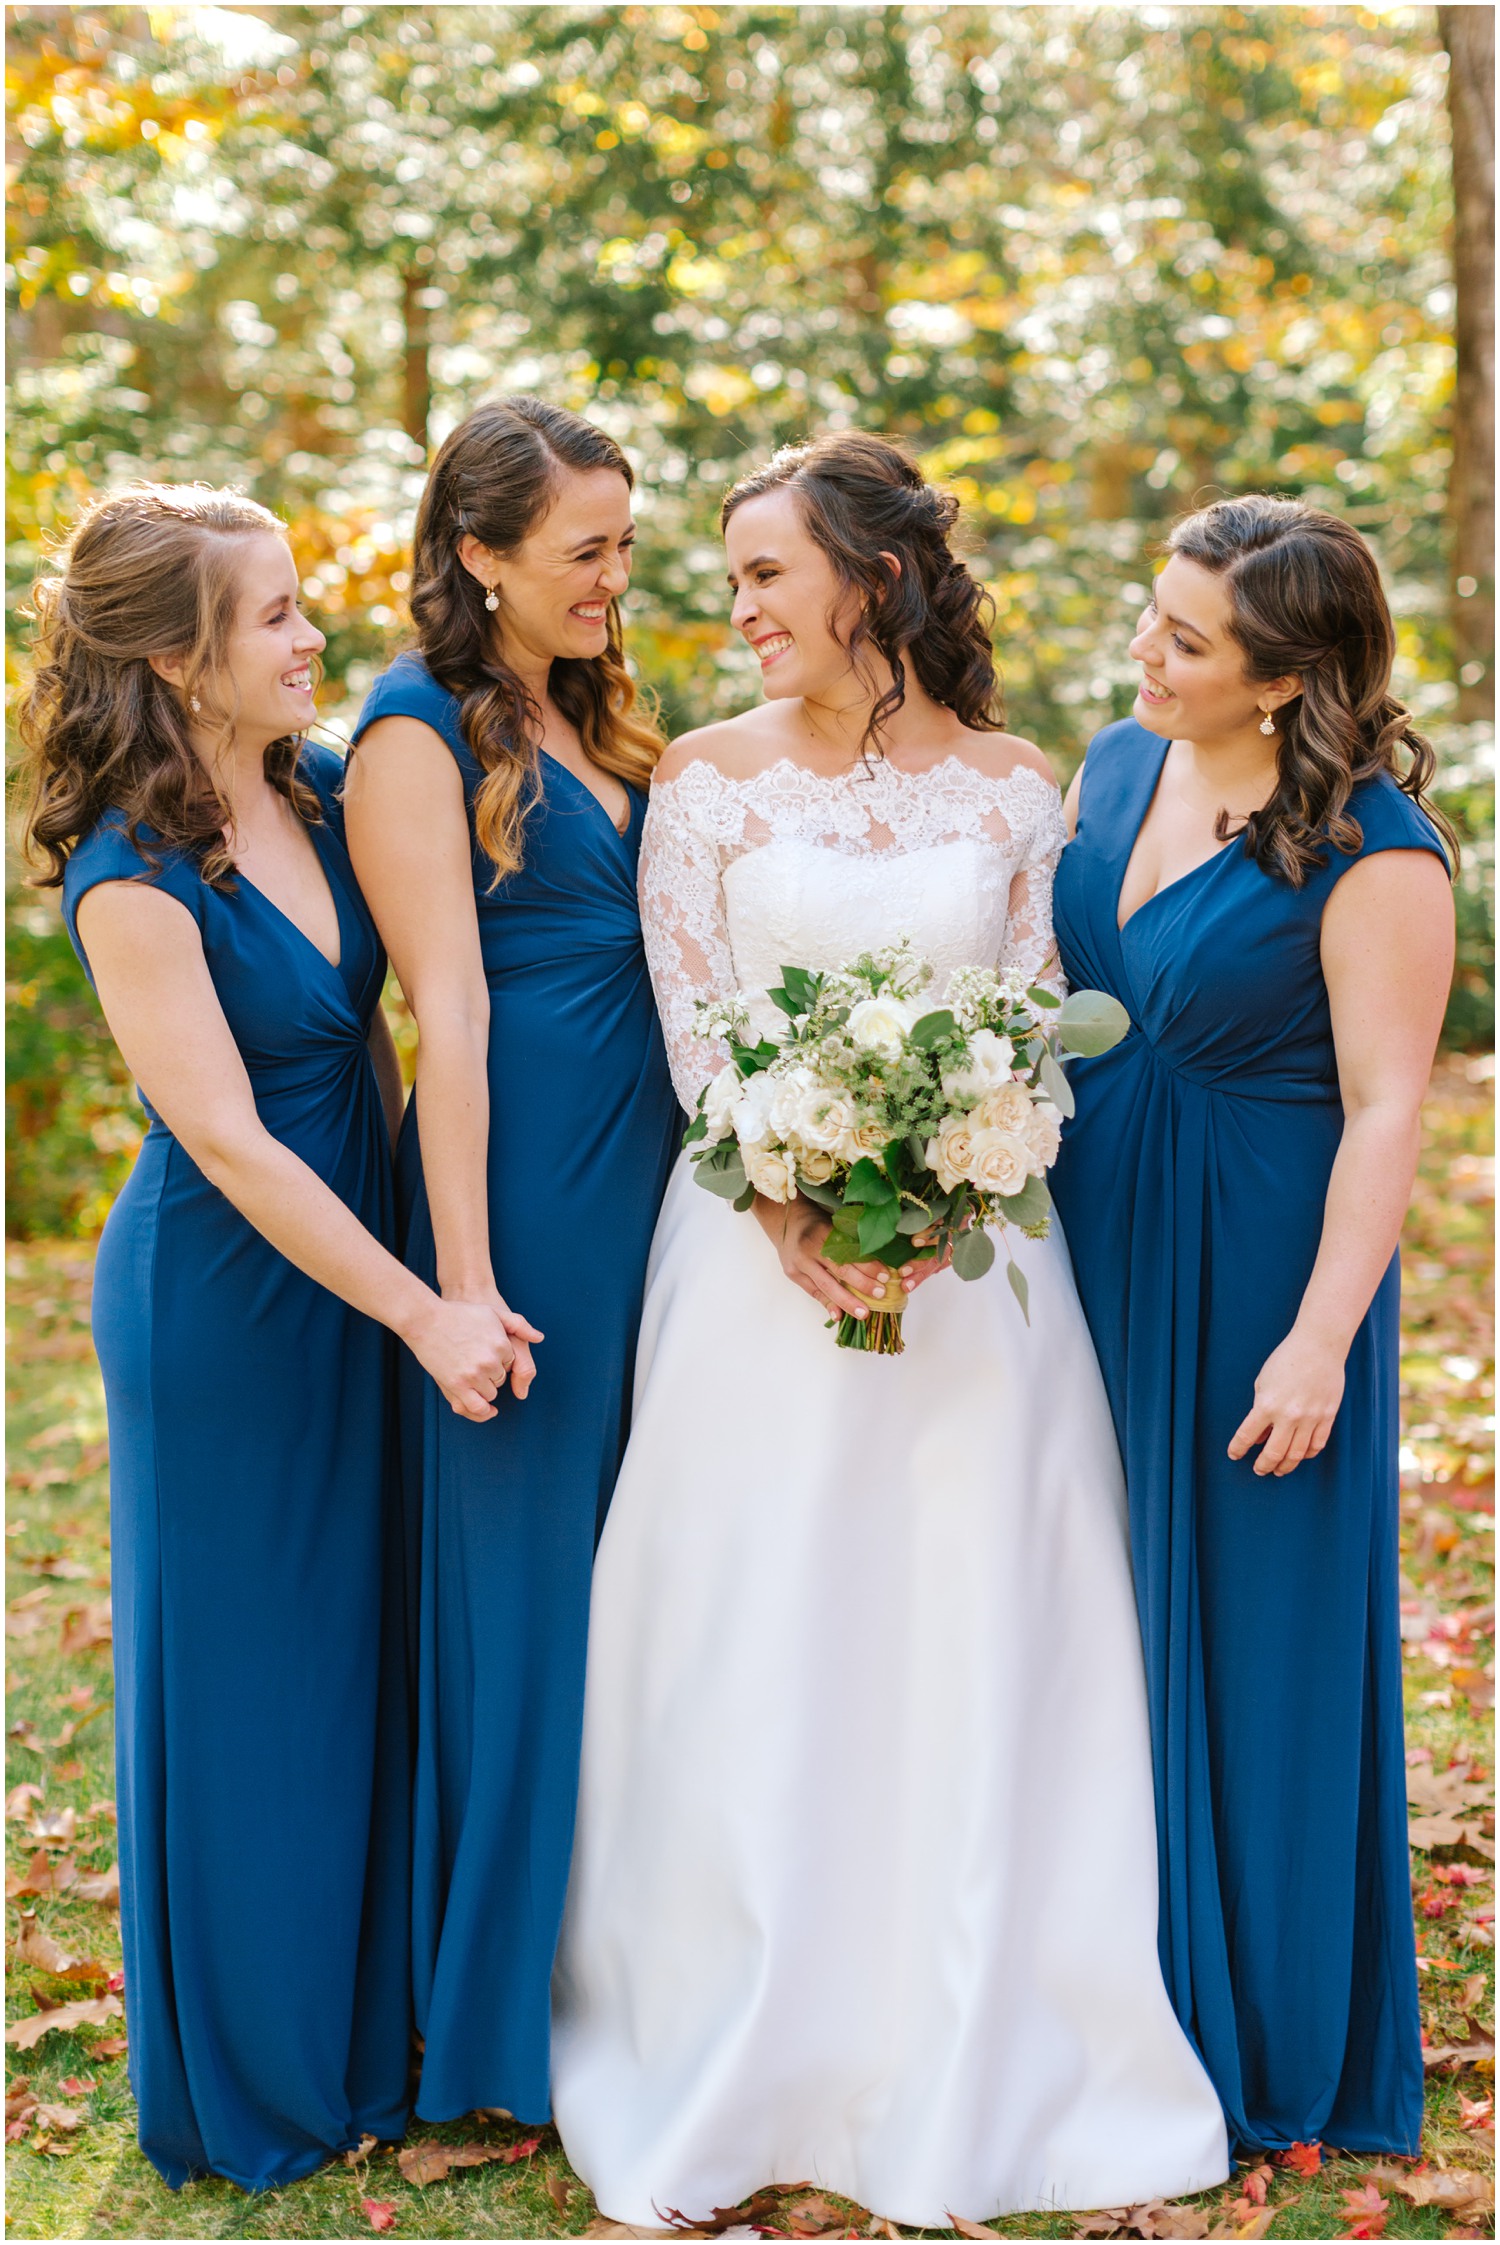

{"left": 106, "top": 1969, "right": 124, "bottom": 1993}
{"left": 51, "top": 1762, "right": 84, "bottom": 1783}
{"left": 1279, "top": 2142, "right": 1323, "bottom": 2176}
{"left": 5, "top": 2118, "right": 32, "bottom": 2141}
{"left": 1240, "top": 2166, "right": 1270, "bottom": 2206}
{"left": 59, "top": 2077, "right": 96, "bottom": 2096}
{"left": 92, "top": 2034, "right": 128, "bottom": 2059}
{"left": 3, "top": 1991, "right": 123, "bottom": 2049}
{"left": 1459, "top": 2092, "right": 1494, "bottom": 2128}
{"left": 1337, "top": 2182, "right": 1389, "bottom": 2240}
{"left": 494, "top": 2133, "right": 543, "bottom": 2164}
{"left": 361, "top": 2199, "right": 397, "bottom": 2232}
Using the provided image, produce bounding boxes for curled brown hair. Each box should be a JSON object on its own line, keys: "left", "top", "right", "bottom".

{"left": 1167, "top": 495, "right": 1457, "bottom": 884}
{"left": 720, "top": 430, "right": 1003, "bottom": 760}
{"left": 17, "top": 483, "right": 319, "bottom": 890}
{"left": 405, "top": 395, "right": 663, "bottom": 883}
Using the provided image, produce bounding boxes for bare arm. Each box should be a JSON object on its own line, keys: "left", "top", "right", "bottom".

{"left": 342, "top": 715, "right": 540, "bottom": 1395}
{"left": 1227, "top": 848, "right": 1454, "bottom": 1476}
{"left": 1062, "top": 763, "right": 1084, "bottom": 841}
{"left": 74, "top": 881, "right": 515, "bottom": 1422}
{"left": 367, "top": 1000, "right": 406, "bottom": 1148}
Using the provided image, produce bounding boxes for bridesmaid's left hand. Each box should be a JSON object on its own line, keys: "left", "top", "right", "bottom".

{"left": 1228, "top": 1329, "right": 1346, "bottom": 1477}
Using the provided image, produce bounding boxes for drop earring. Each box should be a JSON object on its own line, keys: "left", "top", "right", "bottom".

{"left": 484, "top": 585, "right": 500, "bottom": 613}
{"left": 190, "top": 695, "right": 202, "bottom": 713}
{"left": 1258, "top": 708, "right": 1275, "bottom": 736}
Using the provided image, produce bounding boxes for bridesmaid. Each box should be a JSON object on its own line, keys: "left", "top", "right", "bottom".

{"left": 1050, "top": 496, "right": 1456, "bottom": 2156}
{"left": 343, "top": 396, "right": 679, "bottom": 2125}
{"left": 17, "top": 484, "right": 514, "bottom": 2190}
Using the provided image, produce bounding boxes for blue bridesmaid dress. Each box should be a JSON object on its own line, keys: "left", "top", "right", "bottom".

{"left": 61, "top": 745, "right": 411, "bottom": 2191}
{"left": 1050, "top": 718, "right": 1447, "bottom": 2156}
{"left": 351, "top": 654, "right": 679, "bottom": 2125}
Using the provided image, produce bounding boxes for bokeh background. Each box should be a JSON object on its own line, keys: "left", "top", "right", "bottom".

{"left": 6, "top": 2, "right": 1494, "bottom": 1240}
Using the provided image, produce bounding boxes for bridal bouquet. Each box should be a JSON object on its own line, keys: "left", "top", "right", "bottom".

{"left": 684, "top": 942, "right": 1129, "bottom": 1353}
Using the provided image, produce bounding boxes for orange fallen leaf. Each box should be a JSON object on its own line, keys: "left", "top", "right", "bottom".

{"left": 949, "top": 2221, "right": 997, "bottom": 2241}
{"left": 13, "top": 1910, "right": 107, "bottom": 1982}
{"left": 59, "top": 1602, "right": 111, "bottom": 1657}
{"left": 5, "top": 1850, "right": 77, "bottom": 1900}
{"left": 546, "top": 2168, "right": 571, "bottom": 2215}
{"left": 1279, "top": 2142, "right": 1322, "bottom": 2176}
{"left": 75, "top": 1861, "right": 120, "bottom": 1906}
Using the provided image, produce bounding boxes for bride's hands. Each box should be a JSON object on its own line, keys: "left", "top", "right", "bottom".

{"left": 752, "top": 1196, "right": 896, "bottom": 1323}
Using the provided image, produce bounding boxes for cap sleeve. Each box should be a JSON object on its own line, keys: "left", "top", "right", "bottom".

{"left": 61, "top": 821, "right": 205, "bottom": 987}
{"left": 351, "top": 653, "right": 479, "bottom": 787}
{"left": 1344, "top": 772, "right": 1452, "bottom": 874}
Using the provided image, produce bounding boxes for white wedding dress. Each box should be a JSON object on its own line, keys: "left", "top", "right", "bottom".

{"left": 551, "top": 755, "right": 1228, "bottom": 2227}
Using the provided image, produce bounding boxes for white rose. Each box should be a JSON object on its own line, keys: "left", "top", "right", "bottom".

{"left": 1022, "top": 1098, "right": 1062, "bottom": 1173}
{"left": 797, "top": 1086, "right": 855, "bottom": 1153}
{"left": 701, "top": 1065, "right": 743, "bottom": 1144}
{"left": 965, "top": 1126, "right": 1032, "bottom": 1197}
{"left": 798, "top": 1146, "right": 838, "bottom": 1185}
{"left": 768, "top": 1066, "right": 816, "bottom": 1142}
{"left": 940, "top": 1028, "right": 1016, "bottom": 1103}
{"left": 845, "top": 993, "right": 918, "bottom": 1061}
{"left": 744, "top": 1143, "right": 796, "bottom": 1203}
{"left": 924, "top": 1114, "right": 976, "bottom": 1194}
{"left": 973, "top": 1081, "right": 1034, "bottom": 1136}
{"left": 734, "top": 1070, "right": 778, "bottom": 1148}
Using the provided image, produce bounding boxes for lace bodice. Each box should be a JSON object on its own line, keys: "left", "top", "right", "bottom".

{"left": 639, "top": 754, "right": 1069, "bottom": 1112}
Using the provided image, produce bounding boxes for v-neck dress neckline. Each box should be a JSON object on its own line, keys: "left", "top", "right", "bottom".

{"left": 232, "top": 816, "right": 354, "bottom": 977}
{"left": 1114, "top": 733, "right": 1246, "bottom": 937}
{"left": 539, "top": 748, "right": 636, "bottom": 843}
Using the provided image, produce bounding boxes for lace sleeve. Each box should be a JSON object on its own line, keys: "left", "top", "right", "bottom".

{"left": 638, "top": 774, "right": 736, "bottom": 1115}
{"left": 999, "top": 778, "right": 1069, "bottom": 1000}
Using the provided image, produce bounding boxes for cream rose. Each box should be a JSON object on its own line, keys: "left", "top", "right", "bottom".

{"left": 845, "top": 993, "right": 918, "bottom": 1061}
{"left": 964, "top": 1126, "right": 1032, "bottom": 1197}
{"left": 839, "top": 1119, "right": 891, "bottom": 1164}
{"left": 973, "top": 1081, "right": 1034, "bottom": 1136}
{"left": 940, "top": 1027, "right": 1016, "bottom": 1103}
{"left": 744, "top": 1143, "right": 797, "bottom": 1203}
{"left": 924, "top": 1114, "right": 977, "bottom": 1194}
{"left": 1022, "top": 1099, "right": 1062, "bottom": 1172}
{"left": 797, "top": 1146, "right": 838, "bottom": 1185}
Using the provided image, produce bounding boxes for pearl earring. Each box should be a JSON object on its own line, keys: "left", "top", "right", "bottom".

{"left": 484, "top": 586, "right": 499, "bottom": 613}
{"left": 1258, "top": 709, "right": 1276, "bottom": 736}
{"left": 190, "top": 695, "right": 201, "bottom": 713}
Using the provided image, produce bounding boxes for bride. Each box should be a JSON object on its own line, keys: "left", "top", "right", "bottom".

{"left": 551, "top": 433, "right": 1228, "bottom": 2226}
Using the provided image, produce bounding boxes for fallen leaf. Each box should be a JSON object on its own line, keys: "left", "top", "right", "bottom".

{"left": 31, "top": 2101, "right": 84, "bottom": 2132}
{"left": 1239, "top": 2167, "right": 1270, "bottom": 2208}
{"left": 58, "top": 2076, "right": 95, "bottom": 2096}
{"left": 92, "top": 2034, "right": 127, "bottom": 2059}
{"left": 361, "top": 2200, "right": 397, "bottom": 2232}
{"left": 28, "top": 1806, "right": 76, "bottom": 1846}
{"left": 949, "top": 2221, "right": 997, "bottom": 2241}
{"left": 13, "top": 1910, "right": 106, "bottom": 1982}
{"left": 5, "top": 1784, "right": 45, "bottom": 1819}
{"left": 1409, "top": 1812, "right": 1468, "bottom": 1849}
{"left": 58, "top": 1602, "right": 111, "bottom": 1657}
{"left": 1455, "top": 1971, "right": 1490, "bottom": 2010}
{"left": 8, "top": 1722, "right": 46, "bottom": 1756}
{"left": 1423, "top": 2014, "right": 1497, "bottom": 2068}
{"left": 1207, "top": 2205, "right": 1275, "bottom": 2241}
{"left": 783, "top": 2198, "right": 847, "bottom": 2237}
{"left": 494, "top": 2132, "right": 543, "bottom": 2164}
{"left": 345, "top": 2134, "right": 378, "bottom": 2166}
{"left": 547, "top": 2168, "right": 571, "bottom": 2215}
{"left": 1365, "top": 2162, "right": 1492, "bottom": 2216}
{"left": 3, "top": 1991, "right": 123, "bottom": 2048}
{"left": 582, "top": 2224, "right": 696, "bottom": 2240}
{"left": 1278, "top": 2142, "right": 1322, "bottom": 2176}
{"left": 1336, "top": 2181, "right": 1389, "bottom": 2240}
{"left": 5, "top": 1850, "right": 77, "bottom": 1900}
{"left": 1458, "top": 2092, "right": 1494, "bottom": 2128}
{"left": 75, "top": 1861, "right": 120, "bottom": 1906}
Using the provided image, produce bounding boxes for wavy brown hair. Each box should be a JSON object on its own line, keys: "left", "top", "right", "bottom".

{"left": 404, "top": 395, "right": 663, "bottom": 884}
{"left": 1167, "top": 495, "right": 1457, "bottom": 884}
{"left": 17, "top": 483, "right": 320, "bottom": 890}
{"left": 721, "top": 430, "right": 1003, "bottom": 761}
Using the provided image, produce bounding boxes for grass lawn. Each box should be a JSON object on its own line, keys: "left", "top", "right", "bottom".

{"left": 5, "top": 1055, "right": 1493, "bottom": 2242}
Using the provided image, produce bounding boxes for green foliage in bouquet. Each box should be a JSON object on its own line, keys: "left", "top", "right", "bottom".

{"left": 683, "top": 944, "right": 1129, "bottom": 1350}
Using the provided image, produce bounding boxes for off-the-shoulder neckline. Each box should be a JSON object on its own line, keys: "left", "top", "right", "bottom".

{"left": 652, "top": 753, "right": 1059, "bottom": 795}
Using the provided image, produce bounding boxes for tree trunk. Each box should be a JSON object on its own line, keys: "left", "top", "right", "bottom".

{"left": 402, "top": 267, "right": 431, "bottom": 453}
{"left": 1438, "top": 5, "right": 1495, "bottom": 719}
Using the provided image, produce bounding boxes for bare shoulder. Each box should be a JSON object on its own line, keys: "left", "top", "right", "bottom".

{"left": 653, "top": 705, "right": 797, "bottom": 787}
{"left": 952, "top": 727, "right": 1063, "bottom": 794}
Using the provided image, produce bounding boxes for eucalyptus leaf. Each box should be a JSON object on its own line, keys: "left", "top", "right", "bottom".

{"left": 1037, "top": 1049, "right": 1075, "bottom": 1118}
{"left": 694, "top": 1151, "right": 749, "bottom": 1200}
{"left": 683, "top": 1110, "right": 709, "bottom": 1146}
{"left": 1056, "top": 989, "right": 1131, "bottom": 1057}
{"left": 1006, "top": 1257, "right": 1031, "bottom": 1324}
{"left": 909, "top": 1008, "right": 957, "bottom": 1050}
{"left": 995, "top": 1172, "right": 1051, "bottom": 1228}
{"left": 732, "top": 1184, "right": 757, "bottom": 1212}
{"left": 896, "top": 1200, "right": 934, "bottom": 1235}
{"left": 952, "top": 1225, "right": 996, "bottom": 1281}
{"left": 1026, "top": 984, "right": 1061, "bottom": 1009}
{"left": 796, "top": 1174, "right": 843, "bottom": 1210}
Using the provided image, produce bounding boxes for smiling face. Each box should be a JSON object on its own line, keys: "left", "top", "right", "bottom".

{"left": 1128, "top": 552, "right": 1297, "bottom": 745}
{"left": 205, "top": 533, "right": 325, "bottom": 743}
{"left": 471, "top": 465, "right": 635, "bottom": 670}
{"left": 724, "top": 488, "right": 862, "bottom": 702}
